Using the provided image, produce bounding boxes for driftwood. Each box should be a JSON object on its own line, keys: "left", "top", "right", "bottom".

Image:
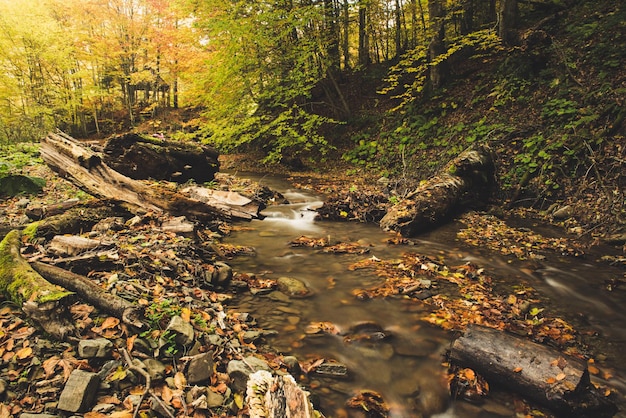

{"left": 40, "top": 131, "right": 257, "bottom": 222}
{"left": 0, "top": 230, "right": 76, "bottom": 338}
{"left": 31, "top": 261, "right": 144, "bottom": 328}
{"left": 103, "top": 133, "right": 219, "bottom": 183}
{"left": 449, "top": 325, "right": 617, "bottom": 418}
{"left": 246, "top": 371, "right": 317, "bottom": 418}
{"left": 380, "top": 144, "right": 495, "bottom": 236}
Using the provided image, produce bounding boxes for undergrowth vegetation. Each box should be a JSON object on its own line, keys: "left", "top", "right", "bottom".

{"left": 341, "top": 0, "right": 624, "bottom": 221}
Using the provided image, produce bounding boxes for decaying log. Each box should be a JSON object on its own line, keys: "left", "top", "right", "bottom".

{"left": 0, "top": 230, "right": 76, "bottom": 338}
{"left": 31, "top": 261, "right": 144, "bottom": 328}
{"left": 181, "top": 186, "right": 264, "bottom": 221}
{"left": 380, "top": 144, "right": 495, "bottom": 236}
{"left": 41, "top": 131, "right": 258, "bottom": 221}
{"left": 24, "top": 202, "right": 121, "bottom": 240}
{"left": 449, "top": 325, "right": 617, "bottom": 418}
{"left": 26, "top": 198, "right": 81, "bottom": 220}
{"left": 246, "top": 370, "right": 317, "bottom": 418}
{"left": 103, "top": 133, "right": 219, "bottom": 183}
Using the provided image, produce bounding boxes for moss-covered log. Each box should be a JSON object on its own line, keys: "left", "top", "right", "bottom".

{"left": 0, "top": 230, "right": 75, "bottom": 337}
{"left": 379, "top": 144, "right": 495, "bottom": 236}
{"left": 24, "top": 201, "right": 122, "bottom": 240}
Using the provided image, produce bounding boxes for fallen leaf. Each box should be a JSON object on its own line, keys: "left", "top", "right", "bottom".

{"left": 101, "top": 317, "right": 120, "bottom": 330}
{"left": 556, "top": 372, "right": 566, "bottom": 381}
{"left": 513, "top": 367, "right": 523, "bottom": 373}
{"left": 546, "top": 377, "right": 556, "bottom": 384}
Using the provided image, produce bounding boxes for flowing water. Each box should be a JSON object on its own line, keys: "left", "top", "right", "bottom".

{"left": 223, "top": 173, "right": 626, "bottom": 418}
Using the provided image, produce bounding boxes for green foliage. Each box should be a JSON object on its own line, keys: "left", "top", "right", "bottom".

{"left": 144, "top": 298, "right": 182, "bottom": 330}
{"left": 381, "top": 30, "right": 503, "bottom": 111}
{"left": 204, "top": 104, "right": 337, "bottom": 164}
{"left": 0, "top": 143, "right": 43, "bottom": 178}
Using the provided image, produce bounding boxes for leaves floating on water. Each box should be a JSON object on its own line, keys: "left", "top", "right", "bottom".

{"left": 346, "top": 390, "right": 390, "bottom": 417}
{"left": 458, "top": 213, "right": 585, "bottom": 260}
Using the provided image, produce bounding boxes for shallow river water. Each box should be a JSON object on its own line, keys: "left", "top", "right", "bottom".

{"left": 223, "top": 173, "right": 626, "bottom": 418}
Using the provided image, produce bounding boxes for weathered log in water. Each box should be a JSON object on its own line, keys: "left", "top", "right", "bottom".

{"left": 103, "top": 132, "right": 219, "bottom": 183}
{"left": 0, "top": 230, "right": 75, "bottom": 338}
{"left": 40, "top": 131, "right": 256, "bottom": 221}
{"left": 380, "top": 144, "right": 495, "bottom": 236}
{"left": 449, "top": 325, "right": 617, "bottom": 418}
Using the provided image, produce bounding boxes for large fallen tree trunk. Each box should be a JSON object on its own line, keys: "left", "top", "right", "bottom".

{"left": 31, "top": 261, "right": 144, "bottom": 328}
{"left": 40, "top": 131, "right": 257, "bottom": 222}
{"left": 102, "top": 133, "right": 219, "bottom": 183}
{"left": 0, "top": 230, "right": 76, "bottom": 338}
{"left": 449, "top": 325, "right": 617, "bottom": 418}
{"left": 380, "top": 144, "right": 495, "bottom": 236}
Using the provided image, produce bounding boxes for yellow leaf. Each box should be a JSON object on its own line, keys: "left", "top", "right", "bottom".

{"left": 15, "top": 346, "right": 33, "bottom": 360}
{"left": 234, "top": 393, "right": 244, "bottom": 409}
{"left": 174, "top": 371, "right": 186, "bottom": 390}
{"left": 181, "top": 307, "right": 191, "bottom": 323}
{"left": 108, "top": 366, "right": 127, "bottom": 381}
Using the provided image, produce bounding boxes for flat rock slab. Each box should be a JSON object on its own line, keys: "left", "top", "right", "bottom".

{"left": 57, "top": 369, "right": 100, "bottom": 412}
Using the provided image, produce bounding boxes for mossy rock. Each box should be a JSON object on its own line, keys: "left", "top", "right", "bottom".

{"left": 0, "top": 175, "right": 45, "bottom": 197}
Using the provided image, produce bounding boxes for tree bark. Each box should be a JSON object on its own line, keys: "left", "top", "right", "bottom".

{"left": 498, "top": 0, "right": 519, "bottom": 46}
{"left": 379, "top": 144, "right": 495, "bottom": 236}
{"left": 428, "top": 0, "right": 448, "bottom": 90}
{"left": 449, "top": 325, "right": 617, "bottom": 418}
{"left": 40, "top": 131, "right": 257, "bottom": 222}
{"left": 31, "top": 261, "right": 144, "bottom": 328}
{"left": 102, "top": 133, "right": 219, "bottom": 183}
{"left": 0, "top": 230, "right": 76, "bottom": 338}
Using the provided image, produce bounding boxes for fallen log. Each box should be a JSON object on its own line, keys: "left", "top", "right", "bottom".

{"left": 23, "top": 202, "right": 121, "bottom": 240}
{"left": 448, "top": 325, "right": 617, "bottom": 418}
{"left": 26, "top": 198, "right": 81, "bottom": 220}
{"left": 103, "top": 132, "right": 219, "bottom": 183}
{"left": 0, "top": 230, "right": 76, "bottom": 338}
{"left": 31, "top": 261, "right": 144, "bottom": 329}
{"left": 379, "top": 144, "right": 495, "bottom": 236}
{"left": 40, "top": 131, "right": 257, "bottom": 222}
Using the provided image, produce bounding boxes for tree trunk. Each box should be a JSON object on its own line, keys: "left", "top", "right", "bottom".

{"left": 499, "top": 0, "right": 519, "bottom": 46}
{"left": 449, "top": 325, "right": 618, "bottom": 418}
{"left": 0, "top": 230, "right": 76, "bottom": 338}
{"left": 358, "top": 1, "right": 370, "bottom": 67}
{"left": 428, "top": 0, "right": 448, "bottom": 90}
{"left": 379, "top": 144, "right": 495, "bottom": 236}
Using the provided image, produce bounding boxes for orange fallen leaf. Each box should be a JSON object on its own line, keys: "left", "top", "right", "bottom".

{"left": 588, "top": 365, "right": 600, "bottom": 375}
{"left": 15, "top": 346, "right": 33, "bottom": 360}
{"left": 546, "top": 377, "right": 556, "bottom": 384}
{"left": 513, "top": 367, "right": 523, "bottom": 373}
{"left": 100, "top": 317, "right": 120, "bottom": 330}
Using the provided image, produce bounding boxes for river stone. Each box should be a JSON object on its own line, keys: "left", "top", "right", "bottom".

{"left": 552, "top": 205, "right": 573, "bottom": 219}
{"left": 242, "top": 330, "right": 262, "bottom": 343}
{"left": 206, "top": 388, "right": 225, "bottom": 408}
{"left": 267, "top": 290, "right": 291, "bottom": 302}
{"left": 78, "top": 338, "right": 113, "bottom": 358}
{"left": 187, "top": 352, "right": 214, "bottom": 384}
{"left": 57, "top": 370, "right": 100, "bottom": 412}
{"left": 142, "top": 358, "right": 166, "bottom": 381}
{"left": 227, "top": 356, "right": 271, "bottom": 392}
{"left": 282, "top": 356, "right": 302, "bottom": 375}
{"left": 277, "top": 276, "right": 312, "bottom": 298}
{"left": 210, "top": 261, "right": 233, "bottom": 286}
{"left": 314, "top": 361, "right": 348, "bottom": 378}
{"left": 163, "top": 315, "right": 195, "bottom": 346}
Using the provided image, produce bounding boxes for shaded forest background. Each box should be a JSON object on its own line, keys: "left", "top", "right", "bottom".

{"left": 0, "top": 0, "right": 624, "bottom": 235}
